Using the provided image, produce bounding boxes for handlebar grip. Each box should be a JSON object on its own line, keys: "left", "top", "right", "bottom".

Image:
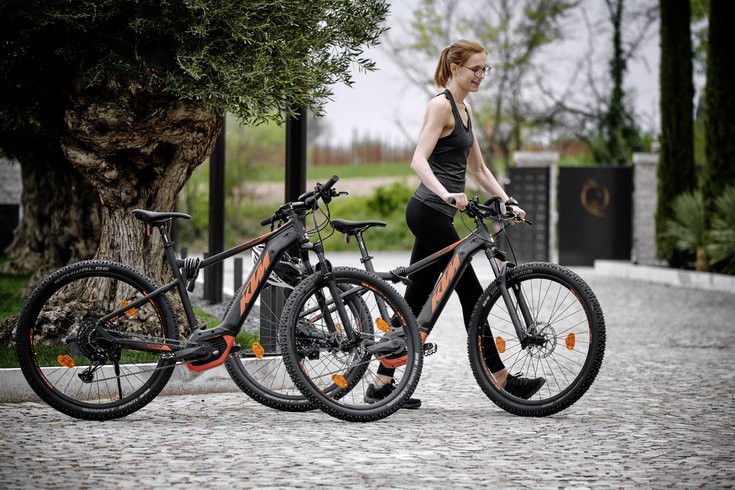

{"left": 260, "top": 214, "right": 277, "bottom": 226}
{"left": 447, "top": 197, "right": 456, "bottom": 205}
{"left": 322, "top": 175, "right": 339, "bottom": 192}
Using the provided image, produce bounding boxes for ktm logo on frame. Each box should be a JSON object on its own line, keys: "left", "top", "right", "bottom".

{"left": 240, "top": 253, "right": 271, "bottom": 315}
{"left": 431, "top": 254, "right": 460, "bottom": 312}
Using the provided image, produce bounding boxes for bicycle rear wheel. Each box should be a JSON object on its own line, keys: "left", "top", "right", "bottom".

{"left": 15, "top": 260, "right": 178, "bottom": 420}
{"left": 468, "top": 262, "right": 605, "bottom": 416}
{"left": 280, "top": 267, "right": 423, "bottom": 422}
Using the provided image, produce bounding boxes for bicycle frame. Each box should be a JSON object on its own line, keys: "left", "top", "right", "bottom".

{"left": 359, "top": 212, "right": 535, "bottom": 346}
{"left": 93, "top": 216, "right": 315, "bottom": 366}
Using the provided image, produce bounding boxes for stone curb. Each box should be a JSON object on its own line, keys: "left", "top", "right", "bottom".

{"left": 594, "top": 260, "right": 735, "bottom": 294}
{"left": 0, "top": 364, "right": 240, "bottom": 403}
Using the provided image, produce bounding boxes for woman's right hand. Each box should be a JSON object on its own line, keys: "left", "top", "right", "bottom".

{"left": 445, "top": 193, "right": 468, "bottom": 210}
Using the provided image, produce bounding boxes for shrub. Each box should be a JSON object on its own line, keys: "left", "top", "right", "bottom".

{"left": 706, "top": 184, "right": 735, "bottom": 274}
{"left": 662, "top": 190, "right": 707, "bottom": 271}
{"left": 322, "top": 183, "right": 415, "bottom": 252}
{"left": 367, "top": 181, "right": 414, "bottom": 216}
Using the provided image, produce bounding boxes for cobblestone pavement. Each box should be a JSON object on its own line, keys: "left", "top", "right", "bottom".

{"left": 1, "top": 258, "right": 733, "bottom": 488}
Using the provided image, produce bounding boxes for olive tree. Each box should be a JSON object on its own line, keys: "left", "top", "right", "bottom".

{"left": 0, "top": 1, "right": 388, "bottom": 342}
{"left": 0, "top": 0, "right": 388, "bottom": 282}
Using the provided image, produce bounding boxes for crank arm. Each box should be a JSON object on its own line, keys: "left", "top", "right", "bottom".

{"left": 364, "top": 337, "right": 404, "bottom": 354}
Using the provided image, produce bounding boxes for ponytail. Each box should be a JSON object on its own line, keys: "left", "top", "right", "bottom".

{"left": 433, "top": 40, "right": 486, "bottom": 88}
{"left": 434, "top": 46, "right": 453, "bottom": 87}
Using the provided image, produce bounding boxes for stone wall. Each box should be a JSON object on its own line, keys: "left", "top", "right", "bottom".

{"left": 512, "top": 151, "right": 559, "bottom": 263}
{"left": 0, "top": 158, "right": 22, "bottom": 204}
{"left": 0, "top": 158, "right": 22, "bottom": 251}
{"left": 632, "top": 153, "right": 661, "bottom": 265}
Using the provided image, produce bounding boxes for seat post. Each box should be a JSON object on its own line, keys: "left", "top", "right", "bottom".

{"left": 354, "top": 230, "right": 376, "bottom": 273}
{"left": 155, "top": 222, "right": 172, "bottom": 247}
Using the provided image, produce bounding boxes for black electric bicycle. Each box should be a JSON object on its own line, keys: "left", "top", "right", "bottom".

{"left": 329, "top": 196, "right": 606, "bottom": 416}
{"left": 15, "top": 176, "right": 422, "bottom": 421}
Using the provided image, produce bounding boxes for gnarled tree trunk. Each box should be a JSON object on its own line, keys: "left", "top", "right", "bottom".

{"left": 0, "top": 143, "right": 101, "bottom": 345}
{"left": 3, "top": 145, "right": 100, "bottom": 283}
{"left": 60, "top": 80, "right": 221, "bottom": 336}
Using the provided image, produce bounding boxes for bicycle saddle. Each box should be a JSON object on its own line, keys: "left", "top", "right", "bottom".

{"left": 132, "top": 209, "right": 191, "bottom": 225}
{"left": 331, "top": 219, "right": 386, "bottom": 235}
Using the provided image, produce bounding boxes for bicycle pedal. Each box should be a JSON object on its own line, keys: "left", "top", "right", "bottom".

{"left": 423, "top": 342, "right": 438, "bottom": 357}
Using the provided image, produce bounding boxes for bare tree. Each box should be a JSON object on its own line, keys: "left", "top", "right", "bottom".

{"left": 536, "top": 0, "right": 658, "bottom": 164}
{"left": 384, "top": 0, "right": 578, "bottom": 170}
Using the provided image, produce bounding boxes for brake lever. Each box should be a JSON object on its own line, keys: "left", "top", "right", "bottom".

{"left": 506, "top": 214, "right": 532, "bottom": 225}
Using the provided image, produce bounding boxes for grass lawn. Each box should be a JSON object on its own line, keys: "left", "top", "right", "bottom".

{"left": 241, "top": 161, "right": 412, "bottom": 182}
{"left": 0, "top": 259, "right": 29, "bottom": 367}
{"left": 0, "top": 280, "right": 259, "bottom": 368}
{"left": 0, "top": 261, "right": 29, "bottom": 326}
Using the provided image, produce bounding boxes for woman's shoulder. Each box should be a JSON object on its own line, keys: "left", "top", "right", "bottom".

{"left": 426, "top": 93, "right": 452, "bottom": 115}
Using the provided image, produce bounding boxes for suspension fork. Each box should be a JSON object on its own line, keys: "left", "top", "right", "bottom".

{"left": 311, "top": 242, "right": 361, "bottom": 343}
{"left": 486, "top": 249, "right": 535, "bottom": 348}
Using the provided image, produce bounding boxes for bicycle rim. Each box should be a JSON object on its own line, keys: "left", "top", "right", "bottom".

{"left": 226, "top": 282, "right": 376, "bottom": 411}
{"left": 469, "top": 262, "right": 605, "bottom": 416}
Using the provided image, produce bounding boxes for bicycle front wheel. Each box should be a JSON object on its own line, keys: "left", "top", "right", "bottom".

{"left": 15, "top": 260, "right": 178, "bottom": 420}
{"left": 225, "top": 282, "right": 372, "bottom": 412}
{"left": 468, "top": 262, "right": 605, "bottom": 416}
{"left": 280, "top": 267, "right": 423, "bottom": 422}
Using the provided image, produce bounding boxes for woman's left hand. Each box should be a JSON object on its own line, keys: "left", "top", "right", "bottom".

{"left": 508, "top": 205, "right": 526, "bottom": 222}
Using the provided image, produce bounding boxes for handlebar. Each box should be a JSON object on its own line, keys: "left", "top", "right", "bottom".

{"left": 260, "top": 175, "right": 343, "bottom": 226}
{"left": 458, "top": 196, "right": 532, "bottom": 225}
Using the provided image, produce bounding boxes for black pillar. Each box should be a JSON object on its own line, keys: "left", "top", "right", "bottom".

{"left": 205, "top": 116, "right": 225, "bottom": 303}
{"left": 259, "top": 110, "right": 307, "bottom": 351}
{"left": 285, "top": 109, "right": 307, "bottom": 201}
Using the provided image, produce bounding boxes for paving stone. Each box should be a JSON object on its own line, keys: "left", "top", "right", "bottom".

{"left": 0, "top": 268, "right": 733, "bottom": 488}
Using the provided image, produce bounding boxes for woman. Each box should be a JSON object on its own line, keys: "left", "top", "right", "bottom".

{"left": 365, "top": 40, "right": 546, "bottom": 409}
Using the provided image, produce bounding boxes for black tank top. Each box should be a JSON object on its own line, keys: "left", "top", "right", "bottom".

{"left": 412, "top": 89, "right": 474, "bottom": 217}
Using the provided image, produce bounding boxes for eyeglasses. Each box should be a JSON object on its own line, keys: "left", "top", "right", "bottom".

{"left": 461, "top": 65, "right": 491, "bottom": 77}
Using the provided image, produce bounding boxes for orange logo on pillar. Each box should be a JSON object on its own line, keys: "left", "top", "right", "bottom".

{"left": 431, "top": 254, "right": 461, "bottom": 312}
{"left": 580, "top": 178, "right": 610, "bottom": 218}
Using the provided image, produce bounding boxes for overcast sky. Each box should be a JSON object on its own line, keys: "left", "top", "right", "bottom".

{"left": 317, "top": 0, "right": 696, "bottom": 149}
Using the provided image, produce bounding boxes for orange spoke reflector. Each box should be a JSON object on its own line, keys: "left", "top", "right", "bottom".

{"left": 57, "top": 354, "right": 75, "bottom": 368}
{"left": 332, "top": 374, "right": 348, "bottom": 389}
{"left": 251, "top": 342, "right": 265, "bottom": 359}
{"left": 495, "top": 336, "right": 506, "bottom": 354}
{"left": 121, "top": 299, "right": 137, "bottom": 316}
{"left": 566, "top": 332, "right": 576, "bottom": 350}
{"left": 376, "top": 317, "right": 390, "bottom": 333}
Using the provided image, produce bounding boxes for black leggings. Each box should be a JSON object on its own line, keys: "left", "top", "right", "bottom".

{"left": 378, "top": 198, "right": 505, "bottom": 376}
